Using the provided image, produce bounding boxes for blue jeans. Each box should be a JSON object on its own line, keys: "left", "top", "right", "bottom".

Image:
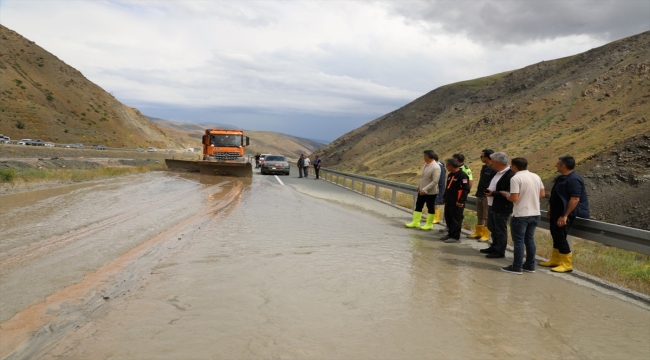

{"left": 510, "top": 215, "right": 540, "bottom": 270}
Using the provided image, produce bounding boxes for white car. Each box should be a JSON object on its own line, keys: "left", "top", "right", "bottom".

{"left": 0, "top": 135, "right": 10, "bottom": 144}
{"left": 17, "top": 139, "right": 31, "bottom": 145}
{"left": 147, "top": 147, "right": 156, "bottom": 152}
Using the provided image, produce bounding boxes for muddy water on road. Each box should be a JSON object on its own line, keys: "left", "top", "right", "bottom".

{"left": 0, "top": 173, "right": 239, "bottom": 328}
{"left": 17, "top": 174, "right": 649, "bottom": 360}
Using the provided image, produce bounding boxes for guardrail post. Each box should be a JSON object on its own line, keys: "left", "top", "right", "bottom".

{"left": 374, "top": 185, "right": 380, "bottom": 199}
{"left": 351, "top": 179, "right": 356, "bottom": 192}
{"left": 412, "top": 193, "right": 417, "bottom": 209}
{"left": 391, "top": 190, "right": 397, "bottom": 205}
{"left": 361, "top": 182, "right": 366, "bottom": 195}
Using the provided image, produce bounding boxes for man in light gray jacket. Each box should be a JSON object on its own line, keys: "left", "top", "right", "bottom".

{"left": 406, "top": 150, "right": 442, "bottom": 230}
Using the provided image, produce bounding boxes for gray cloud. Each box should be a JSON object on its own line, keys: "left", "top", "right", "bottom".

{"left": 390, "top": 0, "right": 650, "bottom": 45}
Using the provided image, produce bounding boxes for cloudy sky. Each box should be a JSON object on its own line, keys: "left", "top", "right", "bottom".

{"left": 1, "top": 0, "right": 648, "bottom": 141}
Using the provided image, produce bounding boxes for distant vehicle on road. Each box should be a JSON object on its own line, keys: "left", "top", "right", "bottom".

{"left": 261, "top": 155, "right": 290, "bottom": 175}
{"left": 17, "top": 139, "right": 31, "bottom": 145}
{"left": 147, "top": 147, "right": 156, "bottom": 152}
{"left": 44, "top": 142, "right": 55, "bottom": 147}
{"left": 137, "top": 148, "right": 144, "bottom": 152}
{"left": 91, "top": 144, "right": 107, "bottom": 150}
{"left": 69, "top": 143, "right": 85, "bottom": 149}
{"left": 29, "top": 139, "right": 45, "bottom": 146}
{"left": 0, "top": 135, "right": 10, "bottom": 144}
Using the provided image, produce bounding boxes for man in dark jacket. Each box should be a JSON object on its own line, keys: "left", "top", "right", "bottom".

{"left": 481, "top": 152, "right": 515, "bottom": 258}
{"left": 469, "top": 149, "right": 496, "bottom": 241}
{"left": 540, "top": 156, "right": 590, "bottom": 273}
{"left": 441, "top": 158, "right": 470, "bottom": 243}
{"left": 297, "top": 154, "right": 304, "bottom": 178}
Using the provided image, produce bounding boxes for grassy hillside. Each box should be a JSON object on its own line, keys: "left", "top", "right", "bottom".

{"left": 318, "top": 31, "right": 649, "bottom": 181}
{"left": 317, "top": 31, "right": 650, "bottom": 228}
{"left": 0, "top": 25, "right": 182, "bottom": 149}
{"left": 150, "top": 117, "right": 325, "bottom": 159}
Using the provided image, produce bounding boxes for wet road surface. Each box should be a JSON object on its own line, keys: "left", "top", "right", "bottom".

{"left": 1, "top": 171, "right": 649, "bottom": 359}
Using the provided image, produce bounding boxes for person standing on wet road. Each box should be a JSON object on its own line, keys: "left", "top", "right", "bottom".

{"left": 297, "top": 154, "right": 305, "bottom": 178}
{"left": 469, "top": 149, "right": 496, "bottom": 241}
{"left": 440, "top": 158, "right": 470, "bottom": 243}
{"left": 453, "top": 153, "right": 474, "bottom": 190}
{"left": 405, "top": 150, "right": 441, "bottom": 230}
{"left": 303, "top": 155, "right": 311, "bottom": 178}
{"left": 313, "top": 155, "right": 322, "bottom": 179}
{"left": 255, "top": 153, "right": 261, "bottom": 169}
{"left": 541, "top": 156, "right": 590, "bottom": 273}
{"left": 500, "top": 157, "right": 545, "bottom": 275}
{"left": 480, "top": 152, "right": 514, "bottom": 258}
{"left": 432, "top": 153, "right": 446, "bottom": 225}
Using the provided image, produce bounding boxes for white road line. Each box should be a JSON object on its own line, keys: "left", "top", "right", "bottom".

{"left": 274, "top": 175, "right": 285, "bottom": 186}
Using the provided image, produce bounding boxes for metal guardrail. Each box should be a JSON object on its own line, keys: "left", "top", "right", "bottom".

{"left": 310, "top": 166, "right": 650, "bottom": 255}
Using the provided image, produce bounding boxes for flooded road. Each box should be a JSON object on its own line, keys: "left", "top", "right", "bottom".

{"left": 1, "top": 172, "right": 649, "bottom": 359}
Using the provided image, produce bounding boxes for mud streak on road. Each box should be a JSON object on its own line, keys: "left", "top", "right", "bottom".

{"left": 0, "top": 177, "right": 243, "bottom": 359}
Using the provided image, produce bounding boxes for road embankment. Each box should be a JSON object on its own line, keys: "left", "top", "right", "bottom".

{"left": 0, "top": 145, "right": 198, "bottom": 194}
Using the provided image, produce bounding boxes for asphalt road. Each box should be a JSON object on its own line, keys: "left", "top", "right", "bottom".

{"left": 1, "top": 170, "right": 648, "bottom": 359}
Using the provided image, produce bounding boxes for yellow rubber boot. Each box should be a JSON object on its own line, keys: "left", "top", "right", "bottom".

{"left": 539, "top": 248, "right": 561, "bottom": 267}
{"left": 468, "top": 224, "right": 481, "bottom": 239}
{"left": 478, "top": 225, "right": 490, "bottom": 242}
{"left": 432, "top": 211, "right": 440, "bottom": 224}
{"left": 405, "top": 211, "right": 423, "bottom": 228}
{"left": 551, "top": 252, "right": 573, "bottom": 273}
{"left": 420, "top": 214, "right": 435, "bottom": 230}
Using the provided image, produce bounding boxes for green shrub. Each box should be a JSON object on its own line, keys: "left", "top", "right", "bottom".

{"left": 16, "top": 120, "right": 25, "bottom": 129}
{"left": 0, "top": 168, "right": 16, "bottom": 183}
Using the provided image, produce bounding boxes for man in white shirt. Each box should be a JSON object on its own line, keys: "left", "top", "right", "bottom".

{"left": 303, "top": 155, "right": 311, "bottom": 178}
{"left": 500, "top": 157, "right": 545, "bottom": 274}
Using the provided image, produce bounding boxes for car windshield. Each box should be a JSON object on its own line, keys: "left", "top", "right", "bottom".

{"left": 266, "top": 156, "right": 286, "bottom": 161}
{"left": 210, "top": 134, "right": 242, "bottom": 147}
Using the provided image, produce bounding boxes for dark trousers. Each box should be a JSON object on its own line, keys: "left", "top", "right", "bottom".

{"left": 314, "top": 167, "right": 320, "bottom": 179}
{"left": 444, "top": 203, "right": 464, "bottom": 239}
{"left": 487, "top": 208, "right": 510, "bottom": 255}
{"left": 302, "top": 167, "right": 309, "bottom": 178}
{"left": 550, "top": 215, "right": 575, "bottom": 254}
{"left": 415, "top": 194, "right": 436, "bottom": 213}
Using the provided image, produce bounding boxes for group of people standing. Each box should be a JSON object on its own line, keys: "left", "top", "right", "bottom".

{"left": 406, "top": 150, "right": 589, "bottom": 275}
{"left": 297, "top": 154, "right": 322, "bottom": 179}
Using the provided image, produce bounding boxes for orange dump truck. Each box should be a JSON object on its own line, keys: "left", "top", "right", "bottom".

{"left": 165, "top": 129, "right": 253, "bottom": 177}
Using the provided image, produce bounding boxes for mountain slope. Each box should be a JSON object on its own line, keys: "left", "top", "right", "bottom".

{"left": 318, "top": 31, "right": 650, "bottom": 184}
{"left": 150, "top": 117, "right": 325, "bottom": 158}
{"left": 0, "top": 25, "right": 181, "bottom": 149}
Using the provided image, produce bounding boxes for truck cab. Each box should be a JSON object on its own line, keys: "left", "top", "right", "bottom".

{"left": 202, "top": 129, "right": 250, "bottom": 161}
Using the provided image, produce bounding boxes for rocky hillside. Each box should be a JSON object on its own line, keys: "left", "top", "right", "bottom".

{"left": 0, "top": 25, "right": 181, "bottom": 149}
{"left": 577, "top": 132, "right": 650, "bottom": 230}
{"left": 150, "top": 117, "right": 325, "bottom": 159}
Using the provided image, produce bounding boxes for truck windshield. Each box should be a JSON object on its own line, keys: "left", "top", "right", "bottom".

{"left": 210, "top": 134, "right": 242, "bottom": 147}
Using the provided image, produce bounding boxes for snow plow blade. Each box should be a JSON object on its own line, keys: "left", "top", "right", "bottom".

{"left": 165, "top": 159, "right": 253, "bottom": 178}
